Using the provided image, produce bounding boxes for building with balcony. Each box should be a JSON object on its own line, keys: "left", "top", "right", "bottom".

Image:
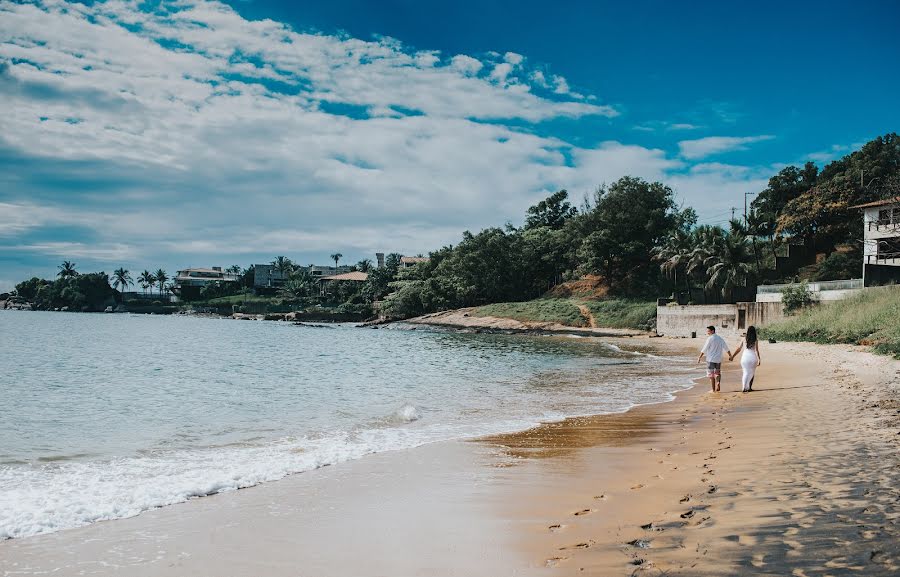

{"left": 172, "top": 267, "right": 240, "bottom": 300}
{"left": 857, "top": 197, "right": 900, "bottom": 286}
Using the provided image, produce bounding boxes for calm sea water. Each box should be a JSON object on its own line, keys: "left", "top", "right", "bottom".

{"left": 0, "top": 311, "right": 695, "bottom": 539}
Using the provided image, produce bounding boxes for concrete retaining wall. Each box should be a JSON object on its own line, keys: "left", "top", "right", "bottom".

{"left": 657, "top": 302, "right": 785, "bottom": 338}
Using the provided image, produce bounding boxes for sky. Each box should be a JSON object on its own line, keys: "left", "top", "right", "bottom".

{"left": 1, "top": 0, "right": 899, "bottom": 291}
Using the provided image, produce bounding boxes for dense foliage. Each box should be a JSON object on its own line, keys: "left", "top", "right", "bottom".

{"left": 15, "top": 272, "right": 117, "bottom": 311}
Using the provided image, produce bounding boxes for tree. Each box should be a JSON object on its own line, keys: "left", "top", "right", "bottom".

{"left": 138, "top": 270, "right": 155, "bottom": 294}
{"left": 58, "top": 261, "right": 78, "bottom": 278}
{"left": 226, "top": 265, "right": 242, "bottom": 276}
{"left": 355, "top": 259, "right": 373, "bottom": 272}
{"left": 703, "top": 230, "right": 755, "bottom": 303}
{"left": 271, "top": 256, "right": 294, "bottom": 278}
{"left": 330, "top": 253, "right": 343, "bottom": 269}
{"left": 653, "top": 228, "right": 693, "bottom": 299}
{"left": 111, "top": 268, "right": 133, "bottom": 295}
{"left": 524, "top": 189, "right": 577, "bottom": 230}
{"left": 751, "top": 163, "right": 819, "bottom": 236}
{"left": 576, "top": 177, "right": 681, "bottom": 296}
{"left": 154, "top": 269, "right": 168, "bottom": 296}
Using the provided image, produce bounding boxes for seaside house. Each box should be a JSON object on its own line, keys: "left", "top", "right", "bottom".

{"left": 171, "top": 267, "right": 240, "bottom": 300}
{"left": 309, "top": 264, "right": 355, "bottom": 278}
{"left": 400, "top": 256, "right": 429, "bottom": 269}
{"left": 253, "top": 264, "right": 287, "bottom": 290}
{"left": 318, "top": 271, "right": 368, "bottom": 296}
{"left": 856, "top": 197, "right": 900, "bottom": 286}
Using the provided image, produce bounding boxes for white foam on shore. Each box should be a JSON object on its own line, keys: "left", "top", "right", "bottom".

{"left": 0, "top": 357, "right": 697, "bottom": 541}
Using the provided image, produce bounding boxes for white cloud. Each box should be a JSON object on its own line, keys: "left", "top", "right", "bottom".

{"left": 678, "top": 135, "right": 775, "bottom": 159}
{"left": 450, "top": 54, "right": 483, "bottom": 76}
{"left": 0, "top": 0, "right": 773, "bottom": 277}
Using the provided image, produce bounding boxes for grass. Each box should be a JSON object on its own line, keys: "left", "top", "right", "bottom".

{"left": 581, "top": 299, "right": 658, "bottom": 330}
{"left": 473, "top": 297, "right": 658, "bottom": 330}
{"left": 473, "top": 299, "right": 588, "bottom": 327}
{"left": 761, "top": 285, "right": 900, "bottom": 359}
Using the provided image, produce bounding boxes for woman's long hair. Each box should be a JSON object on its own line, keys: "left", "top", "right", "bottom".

{"left": 746, "top": 325, "right": 758, "bottom": 349}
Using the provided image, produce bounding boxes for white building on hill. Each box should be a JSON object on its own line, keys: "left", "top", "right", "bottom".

{"left": 857, "top": 197, "right": 900, "bottom": 286}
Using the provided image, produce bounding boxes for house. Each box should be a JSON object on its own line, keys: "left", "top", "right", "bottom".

{"left": 400, "top": 256, "right": 429, "bottom": 269}
{"left": 856, "top": 197, "right": 900, "bottom": 286}
{"left": 318, "top": 271, "right": 368, "bottom": 296}
{"left": 172, "top": 267, "right": 240, "bottom": 299}
{"left": 253, "top": 264, "right": 287, "bottom": 289}
{"left": 308, "top": 264, "right": 355, "bottom": 278}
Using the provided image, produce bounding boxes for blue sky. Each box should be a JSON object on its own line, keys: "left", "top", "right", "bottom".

{"left": 1, "top": 0, "right": 898, "bottom": 291}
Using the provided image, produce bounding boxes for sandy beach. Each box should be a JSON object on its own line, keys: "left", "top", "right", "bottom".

{"left": 2, "top": 337, "right": 898, "bottom": 576}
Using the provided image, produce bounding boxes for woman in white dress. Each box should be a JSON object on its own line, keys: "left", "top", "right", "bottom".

{"left": 729, "top": 325, "right": 761, "bottom": 393}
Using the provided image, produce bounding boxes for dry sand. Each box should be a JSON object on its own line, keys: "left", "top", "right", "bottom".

{"left": 1, "top": 338, "right": 897, "bottom": 576}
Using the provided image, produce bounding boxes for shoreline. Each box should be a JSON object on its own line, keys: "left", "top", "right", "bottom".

{"left": 401, "top": 307, "right": 651, "bottom": 337}
{"left": 2, "top": 338, "right": 898, "bottom": 576}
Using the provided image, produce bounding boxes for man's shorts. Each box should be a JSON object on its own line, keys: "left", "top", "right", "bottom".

{"left": 707, "top": 362, "right": 721, "bottom": 377}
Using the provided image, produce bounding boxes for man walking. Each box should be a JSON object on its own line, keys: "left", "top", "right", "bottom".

{"left": 698, "top": 325, "right": 731, "bottom": 392}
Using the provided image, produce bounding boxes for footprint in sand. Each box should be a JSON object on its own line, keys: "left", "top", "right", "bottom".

{"left": 680, "top": 509, "right": 695, "bottom": 519}
{"left": 573, "top": 509, "right": 593, "bottom": 516}
{"left": 545, "top": 556, "right": 568, "bottom": 567}
{"left": 548, "top": 524, "right": 563, "bottom": 532}
{"left": 680, "top": 494, "right": 692, "bottom": 503}
{"left": 631, "top": 484, "right": 645, "bottom": 490}
{"left": 560, "top": 541, "right": 594, "bottom": 550}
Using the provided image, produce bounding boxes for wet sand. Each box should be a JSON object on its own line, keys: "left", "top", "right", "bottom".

{"left": 1, "top": 339, "right": 898, "bottom": 576}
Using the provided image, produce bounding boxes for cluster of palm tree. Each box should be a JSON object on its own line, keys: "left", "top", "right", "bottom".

{"left": 653, "top": 219, "right": 757, "bottom": 303}
{"left": 135, "top": 269, "right": 170, "bottom": 296}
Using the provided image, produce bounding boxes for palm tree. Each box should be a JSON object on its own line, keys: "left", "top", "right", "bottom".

{"left": 226, "top": 264, "right": 242, "bottom": 277}
{"left": 58, "top": 261, "right": 78, "bottom": 278}
{"left": 653, "top": 229, "right": 692, "bottom": 299}
{"left": 154, "top": 269, "right": 168, "bottom": 297}
{"left": 111, "top": 268, "right": 133, "bottom": 295}
{"left": 138, "top": 270, "right": 154, "bottom": 295}
{"left": 271, "top": 256, "right": 294, "bottom": 278}
{"left": 703, "top": 231, "right": 754, "bottom": 303}
{"left": 746, "top": 208, "right": 774, "bottom": 268}
{"left": 355, "top": 259, "right": 373, "bottom": 273}
{"left": 330, "top": 253, "right": 343, "bottom": 270}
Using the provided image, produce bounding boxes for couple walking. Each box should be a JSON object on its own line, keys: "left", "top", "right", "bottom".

{"left": 697, "top": 325, "right": 761, "bottom": 393}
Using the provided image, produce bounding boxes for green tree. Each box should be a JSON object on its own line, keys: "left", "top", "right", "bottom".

{"left": 524, "top": 189, "right": 577, "bottom": 230}
{"left": 111, "top": 268, "right": 133, "bottom": 296}
{"left": 154, "top": 269, "right": 168, "bottom": 297}
{"left": 271, "top": 256, "right": 294, "bottom": 278}
{"left": 576, "top": 177, "right": 681, "bottom": 296}
{"left": 703, "top": 230, "right": 755, "bottom": 303}
{"left": 355, "top": 259, "right": 373, "bottom": 272}
{"left": 138, "top": 270, "right": 155, "bottom": 294}
{"left": 57, "top": 261, "right": 78, "bottom": 278}
{"left": 330, "top": 253, "right": 343, "bottom": 269}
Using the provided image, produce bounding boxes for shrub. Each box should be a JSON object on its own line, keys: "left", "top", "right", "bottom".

{"left": 781, "top": 281, "right": 816, "bottom": 314}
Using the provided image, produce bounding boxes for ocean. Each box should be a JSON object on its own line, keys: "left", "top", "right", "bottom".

{"left": 0, "top": 310, "right": 695, "bottom": 540}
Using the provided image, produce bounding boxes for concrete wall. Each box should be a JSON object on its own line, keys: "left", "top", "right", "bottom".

{"left": 656, "top": 304, "right": 739, "bottom": 338}
{"left": 657, "top": 302, "right": 785, "bottom": 338}
{"left": 757, "top": 288, "right": 863, "bottom": 303}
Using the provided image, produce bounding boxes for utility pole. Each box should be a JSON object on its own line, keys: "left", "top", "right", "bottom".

{"left": 744, "top": 192, "right": 757, "bottom": 226}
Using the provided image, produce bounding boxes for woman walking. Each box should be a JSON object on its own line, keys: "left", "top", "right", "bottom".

{"left": 730, "top": 325, "right": 761, "bottom": 393}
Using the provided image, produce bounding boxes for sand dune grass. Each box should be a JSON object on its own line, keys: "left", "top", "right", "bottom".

{"left": 762, "top": 285, "right": 900, "bottom": 358}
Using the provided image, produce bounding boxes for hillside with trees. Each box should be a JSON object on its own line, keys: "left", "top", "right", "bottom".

{"left": 5, "top": 133, "right": 898, "bottom": 324}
